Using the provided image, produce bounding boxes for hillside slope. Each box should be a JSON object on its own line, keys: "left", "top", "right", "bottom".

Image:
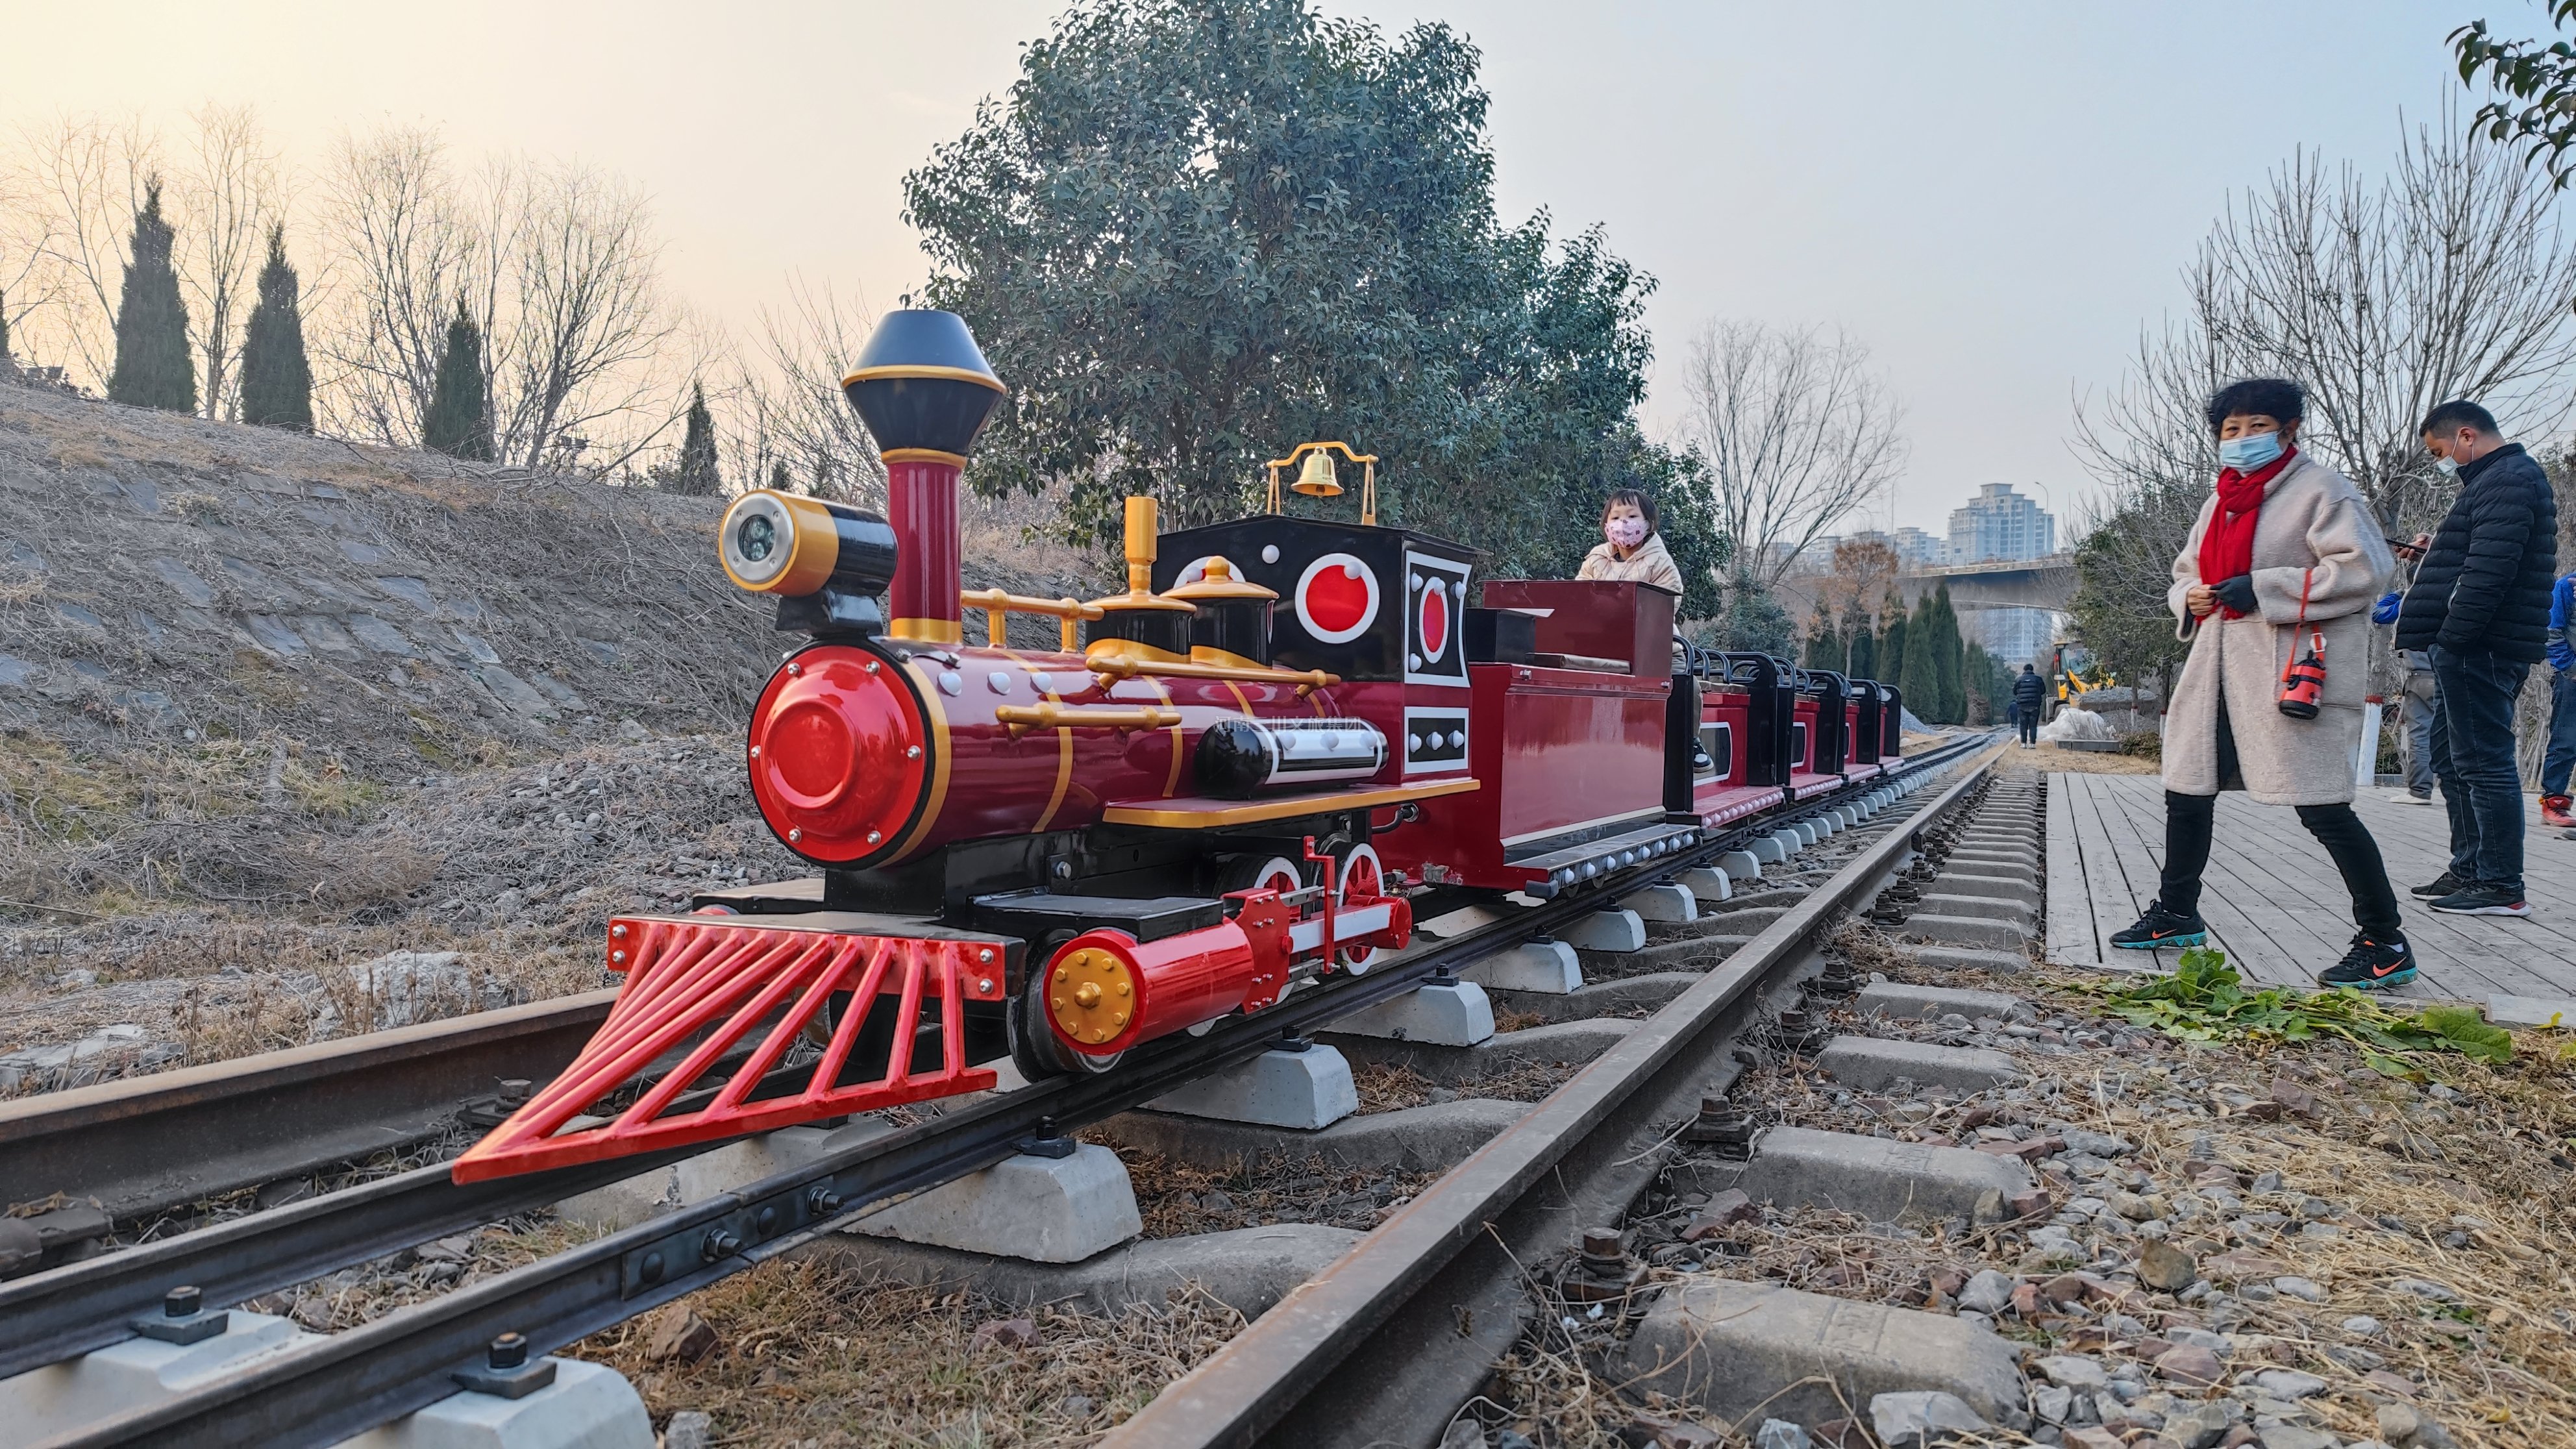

{"left": 0, "top": 377, "right": 1091, "bottom": 1087}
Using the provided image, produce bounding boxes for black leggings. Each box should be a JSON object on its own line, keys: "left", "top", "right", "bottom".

{"left": 2160, "top": 697, "right": 2403, "bottom": 938}
{"left": 2159, "top": 791, "right": 2403, "bottom": 937}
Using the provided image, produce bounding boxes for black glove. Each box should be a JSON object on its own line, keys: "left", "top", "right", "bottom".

{"left": 2212, "top": 575, "right": 2257, "bottom": 615}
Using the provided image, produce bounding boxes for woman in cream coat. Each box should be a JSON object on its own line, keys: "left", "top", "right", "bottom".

{"left": 2109, "top": 378, "right": 2414, "bottom": 989}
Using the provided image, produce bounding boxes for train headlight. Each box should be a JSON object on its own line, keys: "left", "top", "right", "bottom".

{"left": 718, "top": 490, "right": 897, "bottom": 601}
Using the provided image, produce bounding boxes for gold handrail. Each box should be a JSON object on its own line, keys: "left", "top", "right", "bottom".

{"left": 994, "top": 702, "right": 1182, "bottom": 738}
{"left": 962, "top": 589, "right": 1106, "bottom": 652}
{"left": 1087, "top": 654, "right": 1339, "bottom": 699}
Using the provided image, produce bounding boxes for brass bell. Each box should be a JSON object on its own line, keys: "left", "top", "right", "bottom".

{"left": 1291, "top": 449, "right": 1341, "bottom": 497}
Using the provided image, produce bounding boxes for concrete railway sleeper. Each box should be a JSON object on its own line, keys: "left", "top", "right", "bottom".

{"left": 0, "top": 739, "right": 1997, "bottom": 1447}
{"left": 1099, "top": 745, "right": 2017, "bottom": 1449}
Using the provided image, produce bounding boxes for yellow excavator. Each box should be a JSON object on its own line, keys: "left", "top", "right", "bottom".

{"left": 2050, "top": 641, "right": 2114, "bottom": 717}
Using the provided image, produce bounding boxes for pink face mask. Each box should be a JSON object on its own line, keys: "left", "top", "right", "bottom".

{"left": 1607, "top": 516, "right": 1648, "bottom": 549}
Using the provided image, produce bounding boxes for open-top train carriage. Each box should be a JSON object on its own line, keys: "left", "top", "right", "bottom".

{"left": 452, "top": 310, "right": 1906, "bottom": 1182}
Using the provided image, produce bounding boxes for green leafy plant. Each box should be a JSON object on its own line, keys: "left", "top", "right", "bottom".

{"left": 2076, "top": 946, "right": 2512, "bottom": 1075}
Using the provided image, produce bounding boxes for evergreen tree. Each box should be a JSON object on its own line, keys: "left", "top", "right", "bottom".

{"left": 107, "top": 182, "right": 196, "bottom": 413}
{"left": 768, "top": 459, "right": 793, "bottom": 493}
{"left": 1898, "top": 594, "right": 1940, "bottom": 723}
{"left": 238, "top": 225, "right": 313, "bottom": 430}
{"left": 1802, "top": 610, "right": 1837, "bottom": 671}
{"left": 1848, "top": 616, "right": 1877, "bottom": 684}
{"left": 423, "top": 299, "right": 493, "bottom": 461}
{"left": 1880, "top": 604, "right": 1909, "bottom": 708}
{"left": 1930, "top": 584, "right": 1966, "bottom": 724}
{"left": 668, "top": 382, "right": 721, "bottom": 495}
{"left": 1, "top": 288, "right": 12, "bottom": 364}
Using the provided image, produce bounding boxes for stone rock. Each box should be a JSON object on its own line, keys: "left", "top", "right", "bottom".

{"left": 2164, "top": 1400, "right": 2238, "bottom": 1449}
{"left": 2377, "top": 1402, "right": 2457, "bottom": 1448}
{"left": 2059, "top": 1126, "right": 2135, "bottom": 1158}
{"left": 2387, "top": 1277, "right": 2460, "bottom": 1303}
{"left": 2037, "top": 1355, "right": 2111, "bottom": 1393}
{"left": 1439, "top": 1418, "right": 1487, "bottom": 1449}
{"left": 1681, "top": 1189, "right": 1757, "bottom": 1239}
{"left": 1752, "top": 1422, "right": 1807, "bottom": 1449}
{"left": 2341, "top": 1315, "right": 2381, "bottom": 1337}
{"left": 1958, "top": 1268, "right": 2014, "bottom": 1315}
{"left": 2254, "top": 1427, "right": 2338, "bottom": 1449}
{"left": 664, "top": 1410, "right": 715, "bottom": 1449}
{"left": 2253, "top": 1369, "right": 2326, "bottom": 1400}
{"left": 1621, "top": 1411, "right": 1722, "bottom": 1448}
{"left": 646, "top": 1306, "right": 719, "bottom": 1364}
{"left": 2137, "top": 1241, "right": 2197, "bottom": 1293}
{"left": 2363, "top": 1369, "right": 2420, "bottom": 1400}
{"left": 2271, "top": 1276, "right": 2326, "bottom": 1303}
{"left": 2153, "top": 1345, "right": 2225, "bottom": 1388}
{"left": 2063, "top": 1430, "right": 2126, "bottom": 1449}
{"left": 2202, "top": 1249, "right": 2283, "bottom": 1282}
{"left": 2032, "top": 1385, "right": 2074, "bottom": 1424}
{"left": 1868, "top": 1391, "right": 1989, "bottom": 1448}
{"left": 972, "top": 1316, "right": 1040, "bottom": 1350}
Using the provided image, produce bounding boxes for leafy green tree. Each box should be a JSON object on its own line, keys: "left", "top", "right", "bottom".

{"left": 108, "top": 182, "right": 196, "bottom": 414}
{"left": 238, "top": 225, "right": 313, "bottom": 430}
{"left": 2455, "top": 4, "right": 2576, "bottom": 186}
{"left": 902, "top": 0, "right": 1722, "bottom": 615}
{"left": 424, "top": 299, "right": 493, "bottom": 461}
{"left": 667, "top": 382, "right": 721, "bottom": 495}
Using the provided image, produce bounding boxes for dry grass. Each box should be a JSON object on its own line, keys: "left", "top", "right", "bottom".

{"left": 1111, "top": 1146, "right": 1433, "bottom": 1239}
{"left": 578, "top": 1256, "right": 1247, "bottom": 1448}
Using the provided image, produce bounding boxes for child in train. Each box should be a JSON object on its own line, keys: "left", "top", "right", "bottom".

{"left": 1578, "top": 489, "right": 1686, "bottom": 595}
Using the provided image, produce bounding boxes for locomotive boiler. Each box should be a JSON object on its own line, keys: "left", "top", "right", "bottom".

{"left": 452, "top": 310, "right": 1907, "bottom": 1183}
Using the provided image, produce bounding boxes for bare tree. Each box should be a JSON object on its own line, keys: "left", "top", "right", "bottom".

{"left": 167, "top": 100, "right": 283, "bottom": 415}
{"left": 493, "top": 160, "right": 675, "bottom": 469}
{"left": 2085, "top": 113, "right": 2576, "bottom": 538}
{"left": 12, "top": 114, "right": 159, "bottom": 388}
{"left": 312, "top": 125, "right": 486, "bottom": 445}
{"left": 1679, "top": 319, "right": 1909, "bottom": 599}
{"left": 0, "top": 152, "right": 68, "bottom": 359}
{"left": 175, "top": 104, "right": 283, "bottom": 419}
{"left": 723, "top": 275, "right": 886, "bottom": 504}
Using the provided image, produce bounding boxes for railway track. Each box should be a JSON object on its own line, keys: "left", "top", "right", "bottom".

{"left": 1, "top": 735, "right": 1998, "bottom": 1448}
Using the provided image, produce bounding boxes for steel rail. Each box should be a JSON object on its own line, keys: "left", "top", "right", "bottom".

{"left": 0, "top": 990, "right": 617, "bottom": 1226}
{"left": 21, "top": 739, "right": 1989, "bottom": 1448}
{"left": 1102, "top": 742, "right": 2005, "bottom": 1449}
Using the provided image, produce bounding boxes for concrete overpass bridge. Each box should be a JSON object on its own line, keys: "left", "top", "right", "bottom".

{"left": 1892, "top": 553, "right": 2076, "bottom": 613}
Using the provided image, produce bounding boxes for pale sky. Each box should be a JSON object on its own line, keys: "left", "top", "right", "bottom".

{"left": 4, "top": 1, "right": 2491, "bottom": 534}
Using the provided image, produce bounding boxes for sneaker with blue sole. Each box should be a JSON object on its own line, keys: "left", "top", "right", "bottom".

{"left": 2109, "top": 902, "right": 2208, "bottom": 950}
{"left": 2318, "top": 933, "right": 2416, "bottom": 989}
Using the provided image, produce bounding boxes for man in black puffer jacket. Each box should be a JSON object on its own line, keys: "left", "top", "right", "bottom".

{"left": 2394, "top": 398, "right": 2558, "bottom": 916}
{"left": 2012, "top": 663, "right": 2044, "bottom": 747}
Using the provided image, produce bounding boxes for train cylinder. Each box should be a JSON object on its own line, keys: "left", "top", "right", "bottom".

{"left": 1195, "top": 717, "right": 1387, "bottom": 799}
{"left": 1044, "top": 921, "right": 1269, "bottom": 1056}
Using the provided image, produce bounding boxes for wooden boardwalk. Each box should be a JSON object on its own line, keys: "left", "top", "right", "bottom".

{"left": 2046, "top": 771, "right": 2576, "bottom": 1004}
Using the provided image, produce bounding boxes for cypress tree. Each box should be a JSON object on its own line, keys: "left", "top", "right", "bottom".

{"left": 768, "top": 459, "right": 793, "bottom": 493}
{"left": 1898, "top": 595, "right": 1940, "bottom": 723}
{"left": 238, "top": 225, "right": 313, "bottom": 430}
{"left": 107, "top": 182, "right": 196, "bottom": 413}
{"left": 1880, "top": 604, "right": 1909, "bottom": 708}
{"left": 669, "top": 382, "right": 721, "bottom": 495}
{"left": 1931, "top": 584, "right": 1965, "bottom": 724}
{"left": 1, "top": 288, "right": 12, "bottom": 364}
{"left": 1848, "top": 617, "right": 1876, "bottom": 683}
{"left": 423, "top": 299, "right": 493, "bottom": 461}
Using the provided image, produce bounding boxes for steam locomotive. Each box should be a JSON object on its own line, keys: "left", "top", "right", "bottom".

{"left": 452, "top": 311, "right": 1907, "bottom": 1182}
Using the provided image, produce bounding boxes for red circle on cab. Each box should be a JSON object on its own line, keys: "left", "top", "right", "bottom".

{"left": 1419, "top": 583, "right": 1448, "bottom": 660}
{"left": 1295, "top": 553, "right": 1378, "bottom": 643}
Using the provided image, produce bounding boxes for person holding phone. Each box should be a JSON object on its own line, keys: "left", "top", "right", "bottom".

{"left": 2109, "top": 378, "right": 2411, "bottom": 987}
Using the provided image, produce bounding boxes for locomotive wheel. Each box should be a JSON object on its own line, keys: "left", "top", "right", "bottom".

{"left": 1333, "top": 843, "right": 1387, "bottom": 974}
{"left": 1009, "top": 931, "right": 1122, "bottom": 1081}
{"left": 1215, "top": 853, "right": 1305, "bottom": 896}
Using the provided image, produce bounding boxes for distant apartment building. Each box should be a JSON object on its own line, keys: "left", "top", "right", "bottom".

{"left": 1970, "top": 606, "right": 2059, "bottom": 668}
{"left": 1946, "top": 483, "right": 2056, "bottom": 565}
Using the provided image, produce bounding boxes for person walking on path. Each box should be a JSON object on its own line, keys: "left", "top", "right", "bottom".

{"left": 2394, "top": 399, "right": 2558, "bottom": 917}
{"left": 2109, "top": 378, "right": 2414, "bottom": 988}
{"left": 2537, "top": 571, "right": 2576, "bottom": 828}
{"left": 2397, "top": 646, "right": 2440, "bottom": 804}
{"left": 2012, "top": 662, "right": 2044, "bottom": 747}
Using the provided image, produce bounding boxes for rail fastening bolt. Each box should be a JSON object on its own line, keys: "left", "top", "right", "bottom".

{"left": 165, "top": 1285, "right": 202, "bottom": 1318}
{"left": 488, "top": 1332, "right": 528, "bottom": 1370}
{"left": 806, "top": 1185, "right": 843, "bottom": 1216}
{"left": 497, "top": 1078, "right": 532, "bottom": 1108}
{"left": 702, "top": 1228, "right": 743, "bottom": 1261}
{"left": 1580, "top": 1228, "right": 1624, "bottom": 1265}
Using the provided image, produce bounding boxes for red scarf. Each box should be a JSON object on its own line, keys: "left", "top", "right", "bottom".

{"left": 2201, "top": 446, "right": 2296, "bottom": 619}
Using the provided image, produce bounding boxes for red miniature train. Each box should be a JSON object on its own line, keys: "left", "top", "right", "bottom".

{"left": 452, "top": 311, "right": 1906, "bottom": 1182}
